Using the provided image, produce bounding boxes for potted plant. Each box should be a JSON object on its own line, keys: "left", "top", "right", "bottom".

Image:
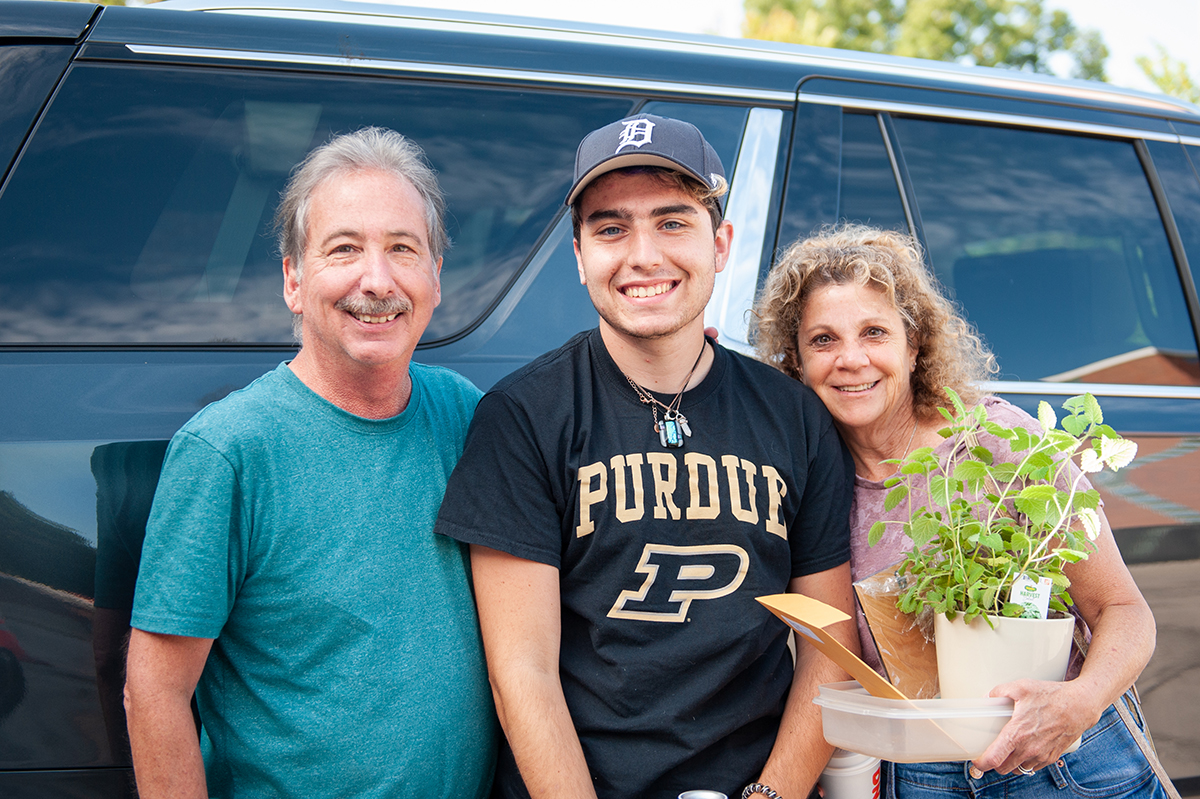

{"left": 868, "top": 389, "right": 1138, "bottom": 698}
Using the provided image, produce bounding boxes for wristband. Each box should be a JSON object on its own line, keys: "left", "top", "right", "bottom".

{"left": 742, "top": 782, "right": 782, "bottom": 799}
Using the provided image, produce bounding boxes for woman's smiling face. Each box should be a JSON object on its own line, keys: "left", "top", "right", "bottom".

{"left": 797, "top": 281, "right": 918, "bottom": 437}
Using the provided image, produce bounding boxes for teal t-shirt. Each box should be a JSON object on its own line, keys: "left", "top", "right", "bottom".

{"left": 132, "top": 362, "right": 495, "bottom": 799}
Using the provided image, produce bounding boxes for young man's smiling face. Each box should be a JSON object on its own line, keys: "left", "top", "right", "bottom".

{"left": 573, "top": 170, "right": 731, "bottom": 346}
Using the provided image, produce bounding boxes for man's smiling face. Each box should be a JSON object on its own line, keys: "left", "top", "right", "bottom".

{"left": 574, "top": 169, "right": 730, "bottom": 345}
{"left": 284, "top": 168, "right": 441, "bottom": 377}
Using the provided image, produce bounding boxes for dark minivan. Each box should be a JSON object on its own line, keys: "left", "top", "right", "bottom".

{"left": 2, "top": 1, "right": 1199, "bottom": 795}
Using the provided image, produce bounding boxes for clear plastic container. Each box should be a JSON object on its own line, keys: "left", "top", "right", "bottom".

{"left": 813, "top": 681, "right": 1014, "bottom": 763}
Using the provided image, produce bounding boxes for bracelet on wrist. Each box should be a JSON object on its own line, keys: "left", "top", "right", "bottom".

{"left": 742, "top": 782, "right": 782, "bottom": 799}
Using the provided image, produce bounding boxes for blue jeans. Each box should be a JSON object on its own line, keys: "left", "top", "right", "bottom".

{"left": 885, "top": 694, "right": 1169, "bottom": 798}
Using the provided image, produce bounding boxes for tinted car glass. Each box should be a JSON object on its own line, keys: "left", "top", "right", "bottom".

{"left": 0, "top": 45, "right": 73, "bottom": 180}
{"left": 777, "top": 104, "right": 908, "bottom": 252}
{"left": 892, "top": 117, "right": 1199, "bottom": 386}
{"left": 641, "top": 101, "right": 748, "bottom": 174}
{"left": 0, "top": 62, "right": 630, "bottom": 346}
{"left": 838, "top": 112, "right": 909, "bottom": 232}
{"left": 1151, "top": 140, "right": 1200, "bottom": 304}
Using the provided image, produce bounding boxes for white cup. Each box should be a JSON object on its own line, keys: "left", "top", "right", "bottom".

{"left": 820, "top": 748, "right": 882, "bottom": 799}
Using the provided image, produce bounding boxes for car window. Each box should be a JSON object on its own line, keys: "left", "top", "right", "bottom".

{"left": 891, "top": 117, "right": 1199, "bottom": 386}
{"left": 777, "top": 105, "right": 908, "bottom": 253}
{"left": 0, "top": 45, "right": 73, "bottom": 181}
{"left": 1151, "top": 140, "right": 1200, "bottom": 304}
{"left": 0, "top": 62, "right": 631, "bottom": 346}
{"left": 838, "top": 112, "right": 909, "bottom": 233}
{"left": 640, "top": 101, "right": 748, "bottom": 174}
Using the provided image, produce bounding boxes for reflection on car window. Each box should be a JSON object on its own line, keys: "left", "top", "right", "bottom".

{"left": 640, "top": 101, "right": 748, "bottom": 175}
{"left": 0, "top": 46, "right": 72, "bottom": 181}
{"left": 892, "top": 118, "right": 1199, "bottom": 386}
{"left": 0, "top": 63, "right": 631, "bottom": 345}
{"left": 1151, "top": 141, "right": 1200, "bottom": 311}
{"left": 776, "top": 105, "right": 908, "bottom": 253}
{"left": 838, "top": 112, "right": 908, "bottom": 232}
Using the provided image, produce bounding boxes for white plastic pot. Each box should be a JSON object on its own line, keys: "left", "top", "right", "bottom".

{"left": 934, "top": 613, "right": 1075, "bottom": 699}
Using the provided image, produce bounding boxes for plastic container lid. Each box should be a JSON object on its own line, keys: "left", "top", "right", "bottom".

{"left": 813, "top": 680, "right": 1014, "bottom": 763}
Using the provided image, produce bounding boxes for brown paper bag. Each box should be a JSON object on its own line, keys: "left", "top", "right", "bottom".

{"left": 853, "top": 563, "right": 940, "bottom": 699}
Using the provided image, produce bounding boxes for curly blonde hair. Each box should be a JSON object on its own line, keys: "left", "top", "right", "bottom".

{"left": 752, "top": 224, "right": 997, "bottom": 419}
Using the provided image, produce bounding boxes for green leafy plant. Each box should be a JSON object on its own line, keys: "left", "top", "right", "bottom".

{"left": 868, "top": 389, "right": 1137, "bottom": 625}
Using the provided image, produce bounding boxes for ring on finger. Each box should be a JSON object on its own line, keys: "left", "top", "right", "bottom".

{"left": 1017, "top": 766, "right": 1035, "bottom": 776}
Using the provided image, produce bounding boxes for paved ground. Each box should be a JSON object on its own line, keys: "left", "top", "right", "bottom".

{"left": 1128, "top": 558, "right": 1200, "bottom": 786}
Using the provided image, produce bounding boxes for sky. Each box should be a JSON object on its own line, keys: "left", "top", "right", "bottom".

{"left": 379, "top": 0, "right": 1200, "bottom": 99}
{"left": 1048, "top": 0, "right": 1200, "bottom": 94}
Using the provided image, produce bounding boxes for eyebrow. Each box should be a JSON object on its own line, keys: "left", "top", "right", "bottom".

{"left": 801, "top": 316, "right": 894, "bottom": 335}
{"left": 651, "top": 204, "right": 699, "bottom": 218}
{"left": 584, "top": 204, "right": 700, "bottom": 226}
{"left": 317, "top": 229, "right": 423, "bottom": 249}
{"left": 584, "top": 208, "right": 631, "bottom": 226}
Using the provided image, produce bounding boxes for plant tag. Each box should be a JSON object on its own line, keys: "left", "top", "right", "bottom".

{"left": 1011, "top": 574, "right": 1052, "bottom": 619}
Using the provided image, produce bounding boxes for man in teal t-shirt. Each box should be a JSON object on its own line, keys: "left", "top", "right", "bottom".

{"left": 126, "top": 128, "right": 496, "bottom": 799}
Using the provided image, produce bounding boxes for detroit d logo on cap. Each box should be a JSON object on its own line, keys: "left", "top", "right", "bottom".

{"left": 615, "top": 118, "right": 655, "bottom": 152}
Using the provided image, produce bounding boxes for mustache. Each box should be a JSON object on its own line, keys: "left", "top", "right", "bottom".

{"left": 335, "top": 295, "right": 412, "bottom": 316}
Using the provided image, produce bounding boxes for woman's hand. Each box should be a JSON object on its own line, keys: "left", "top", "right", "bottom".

{"left": 970, "top": 508, "right": 1155, "bottom": 779}
{"left": 970, "top": 677, "right": 1105, "bottom": 775}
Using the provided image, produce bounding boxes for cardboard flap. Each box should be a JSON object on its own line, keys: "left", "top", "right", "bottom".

{"left": 757, "top": 593, "right": 908, "bottom": 700}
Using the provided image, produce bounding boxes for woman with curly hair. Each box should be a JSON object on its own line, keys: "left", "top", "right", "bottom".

{"left": 753, "top": 224, "right": 1165, "bottom": 798}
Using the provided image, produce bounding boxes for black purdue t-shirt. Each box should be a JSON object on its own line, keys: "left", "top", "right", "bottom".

{"left": 436, "top": 328, "right": 853, "bottom": 799}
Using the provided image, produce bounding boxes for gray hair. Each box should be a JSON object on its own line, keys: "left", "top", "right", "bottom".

{"left": 275, "top": 127, "right": 449, "bottom": 277}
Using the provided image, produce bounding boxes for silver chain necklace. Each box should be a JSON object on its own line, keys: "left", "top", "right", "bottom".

{"left": 622, "top": 340, "right": 706, "bottom": 449}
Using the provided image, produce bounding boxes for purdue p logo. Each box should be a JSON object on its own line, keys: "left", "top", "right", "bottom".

{"left": 615, "top": 119, "right": 655, "bottom": 152}
{"left": 608, "top": 543, "right": 748, "bottom": 622}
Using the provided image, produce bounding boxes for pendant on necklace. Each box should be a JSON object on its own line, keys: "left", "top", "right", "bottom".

{"left": 623, "top": 339, "right": 704, "bottom": 450}
{"left": 657, "top": 411, "right": 691, "bottom": 449}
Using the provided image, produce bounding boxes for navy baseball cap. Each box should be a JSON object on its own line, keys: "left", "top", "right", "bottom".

{"left": 565, "top": 113, "right": 727, "bottom": 213}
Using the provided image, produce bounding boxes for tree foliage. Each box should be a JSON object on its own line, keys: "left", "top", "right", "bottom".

{"left": 744, "top": 0, "right": 1107, "bottom": 81}
{"left": 1137, "top": 44, "right": 1200, "bottom": 105}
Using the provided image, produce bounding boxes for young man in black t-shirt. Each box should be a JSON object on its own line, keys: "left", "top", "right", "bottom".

{"left": 436, "top": 114, "right": 858, "bottom": 799}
